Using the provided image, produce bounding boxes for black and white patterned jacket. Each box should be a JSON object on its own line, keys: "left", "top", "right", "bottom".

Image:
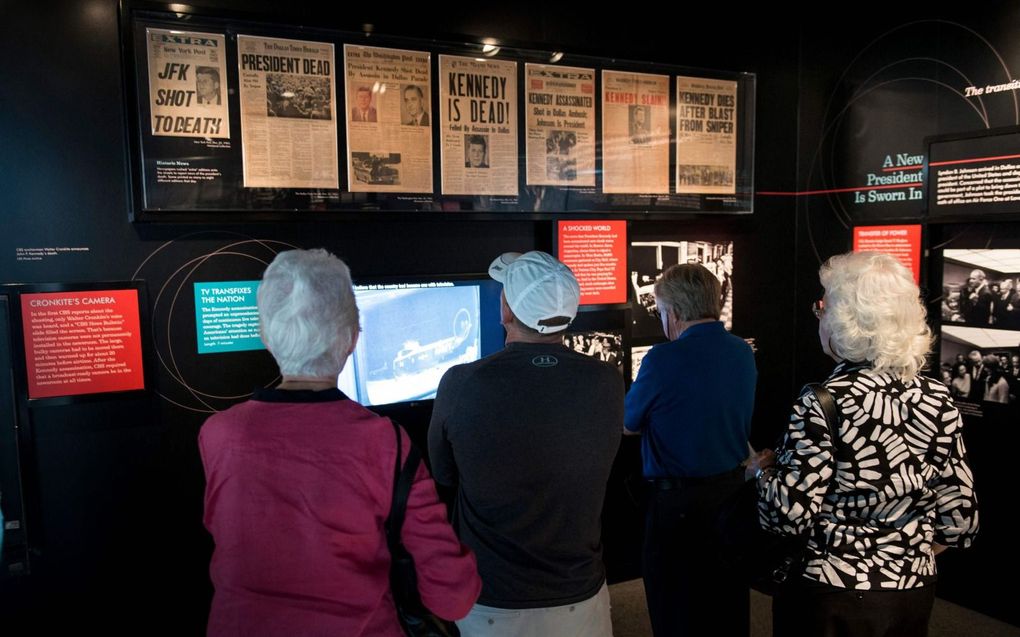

{"left": 758, "top": 360, "right": 979, "bottom": 590}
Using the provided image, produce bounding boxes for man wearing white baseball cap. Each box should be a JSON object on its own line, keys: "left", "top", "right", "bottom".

{"left": 429, "top": 250, "right": 623, "bottom": 637}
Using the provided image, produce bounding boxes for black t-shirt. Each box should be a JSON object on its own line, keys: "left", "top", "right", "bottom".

{"left": 428, "top": 341, "right": 623, "bottom": 608}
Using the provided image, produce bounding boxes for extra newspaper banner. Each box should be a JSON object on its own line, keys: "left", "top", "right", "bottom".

{"left": 344, "top": 45, "right": 433, "bottom": 193}
{"left": 237, "top": 35, "right": 339, "bottom": 189}
{"left": 146, "top": 28, "right": 229, "bottom": 138}
{"left": 524, "top": 63, "right": 596, "bottom": 187}
{"left": 439, "top": 55, "right": 518, "bottom": 196}
{"left": 601, "top": 70, "right": 670, "bottom": 194}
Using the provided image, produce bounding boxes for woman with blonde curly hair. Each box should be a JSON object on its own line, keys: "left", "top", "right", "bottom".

{"left": 751, "top": 252, "right": 979, "bottom": 637}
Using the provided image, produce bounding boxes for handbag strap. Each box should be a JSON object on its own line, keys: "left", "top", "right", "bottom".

{"left": 804, "top": 383, "right": 838, "bottom": 438}
{"left": 386, "top": 421, "right": 421, "bottom": 552}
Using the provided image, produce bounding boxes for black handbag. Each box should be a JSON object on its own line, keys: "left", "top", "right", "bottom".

{"left": 386, "top": 423, "right": 461, "bottom": 637}
{"left": 716, "top": 383, "right": 839, "bottom": 595}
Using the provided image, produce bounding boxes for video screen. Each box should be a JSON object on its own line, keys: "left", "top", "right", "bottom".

{"left": 338, "top": 278, "right": 503, "bottom": 406}
{"left": 928, "top": 128, "right": 1020, "bottom": 221}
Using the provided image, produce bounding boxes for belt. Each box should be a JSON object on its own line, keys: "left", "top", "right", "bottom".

{"left": 647, "top": 465, "right": 744, "bottom": 490}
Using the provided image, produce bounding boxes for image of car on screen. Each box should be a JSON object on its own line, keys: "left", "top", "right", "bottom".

{"left": 392, "top": 308, "right": 472, "bottom": 376}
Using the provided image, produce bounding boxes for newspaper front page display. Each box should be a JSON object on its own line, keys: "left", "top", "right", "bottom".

{"left": 344, "top": 45, "right": 433, "bottom": 193}
{"left": 524, "top": 64, "right": 596, "bottom": 187}
{"left": 146, "top": 28, "right": 230, "bottom": 139}
{"left": 237, "top": 35, "right": 339, "bottom": 189}
{"left": 676, "top": 76, "right": 737, "bottom": 194}
{"left": 602, "top": 71, "right": 670, "bottom": 194}
{"left": 439, "top": 55, "right": 518, "bottom": 196}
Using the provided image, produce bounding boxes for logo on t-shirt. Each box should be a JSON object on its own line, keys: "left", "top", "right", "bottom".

{"left": 531, "top": 354, "right": 559, "bottom": 367}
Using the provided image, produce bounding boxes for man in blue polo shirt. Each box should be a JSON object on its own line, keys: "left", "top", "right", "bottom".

{"left": 624, "top": 262, "right": 757, "bottom": 636}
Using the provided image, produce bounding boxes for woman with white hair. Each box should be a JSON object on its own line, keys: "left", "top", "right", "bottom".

{"left": 752, "top": 252, "right": 979, "bottom": 637}
{"left": 199, "top": 249, "right": 480, "bottom": 636}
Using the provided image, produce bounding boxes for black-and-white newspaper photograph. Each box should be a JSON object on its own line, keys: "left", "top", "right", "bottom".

{"left": 563, "top": 330, "right": 624, "bottom": 375}
{"left": 942, "top": 249, "right": 1020, "bottom": 329}
{"left": 338, "top": 284, "right": 480, "bottom": 407}
{"left": 344, "top": 45, "right": 433, "bottom": 193}
{"left": 525, "top": 63, "right": 596, "bottom": 187}
{"left": 237, "top": 35, "right": 338, "bottom": 189}
{"left": 439, "top": 55, "right": 518, "bottom": 196}
{"left": 675, "top": 76, "right": 737, "bottom": 195}
{"left": 350, "top": 152, "right": 401, "bottom": 186}
{"left": 266, "top": 74, "right": 331, "bottom": 119}
{"left": 630, "top": 239, "right": 734, "bottom": 339}
{"left": 146, "top": 28, "right": 230, "bottom": 139}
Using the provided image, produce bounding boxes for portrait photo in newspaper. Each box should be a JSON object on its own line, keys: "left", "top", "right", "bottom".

{"left": 464, "top": 134, "right": 490, "bottom": 168}
{"left": 401, "top": 84, "right": 430, "bottom": 126}
{"left": 195, "top": 66, "right": 222, "bottom": 106}
{"left": 629, "top": 105, "right": 651, "bottom": 144}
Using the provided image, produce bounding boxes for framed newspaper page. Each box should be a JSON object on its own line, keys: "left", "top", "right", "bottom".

{"left": 121, "top": 3, "right": 755, "bottom": 220}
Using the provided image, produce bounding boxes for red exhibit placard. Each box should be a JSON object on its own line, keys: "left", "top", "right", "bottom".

{"left": 21, "top": 289, "right": 145, "bottom": 399}
{"left": 853, "top": 224, "right": 922, "bottom": 283}
{"left": 557, "top": 220, "right": 627, "bottom": 305}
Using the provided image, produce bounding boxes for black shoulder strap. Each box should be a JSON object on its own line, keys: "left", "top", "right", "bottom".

{"left": 805, "top": 383, "right": 839, "bottom": 449}
{"left": 386, "top": 421, "right": 422, "bottom": 551}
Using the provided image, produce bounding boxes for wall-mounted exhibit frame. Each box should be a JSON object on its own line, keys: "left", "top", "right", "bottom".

{"left": 0, "top": 295, "right": 28, "bottom": 578}
{"left": 4, "top": 281, "right": 153, "bottom": 406}
{"left": 121, "top": 2, "right": 756, "bottom": 222}
{"left": 934, "top": 247, "right": 1020, "bottom": 419}
{"left": 926, "top": 126, "right": 1020, "bottom": 223}
{"left": 0, "top": 280, "right": 154, "bottom": 578}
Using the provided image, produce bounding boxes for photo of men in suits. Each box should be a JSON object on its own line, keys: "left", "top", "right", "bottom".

{"left": 351, "top": 85, "right": 377, "bottom": 122}
{"left": 402, "top": 84, "right": 429, "bottom": 126}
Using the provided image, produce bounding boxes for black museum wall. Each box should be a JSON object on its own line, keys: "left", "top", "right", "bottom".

{"left": 791, "top": 6, "right": 1020, "bottom": 626}
{"left": 0, "top": 0, "right": 845, "bottom": 632}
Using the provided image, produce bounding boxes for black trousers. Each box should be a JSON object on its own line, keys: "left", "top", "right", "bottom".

{"left": 642, "top": 469, "right": 748, "bottom": 637}
{"left": 773, "top": 582, "right": 935, "bottom": 637}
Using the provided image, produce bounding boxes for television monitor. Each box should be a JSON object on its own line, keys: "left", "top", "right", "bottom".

{"left": 338, "top": 276, "right": 503, "bottom": 407}
{"left": 927, "top": 126, "right": 1020, "bottom": 222}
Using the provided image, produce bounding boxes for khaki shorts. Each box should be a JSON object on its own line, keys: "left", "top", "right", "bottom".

{"left": 457, "top": 582, "right": 612, "bottom": 637}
